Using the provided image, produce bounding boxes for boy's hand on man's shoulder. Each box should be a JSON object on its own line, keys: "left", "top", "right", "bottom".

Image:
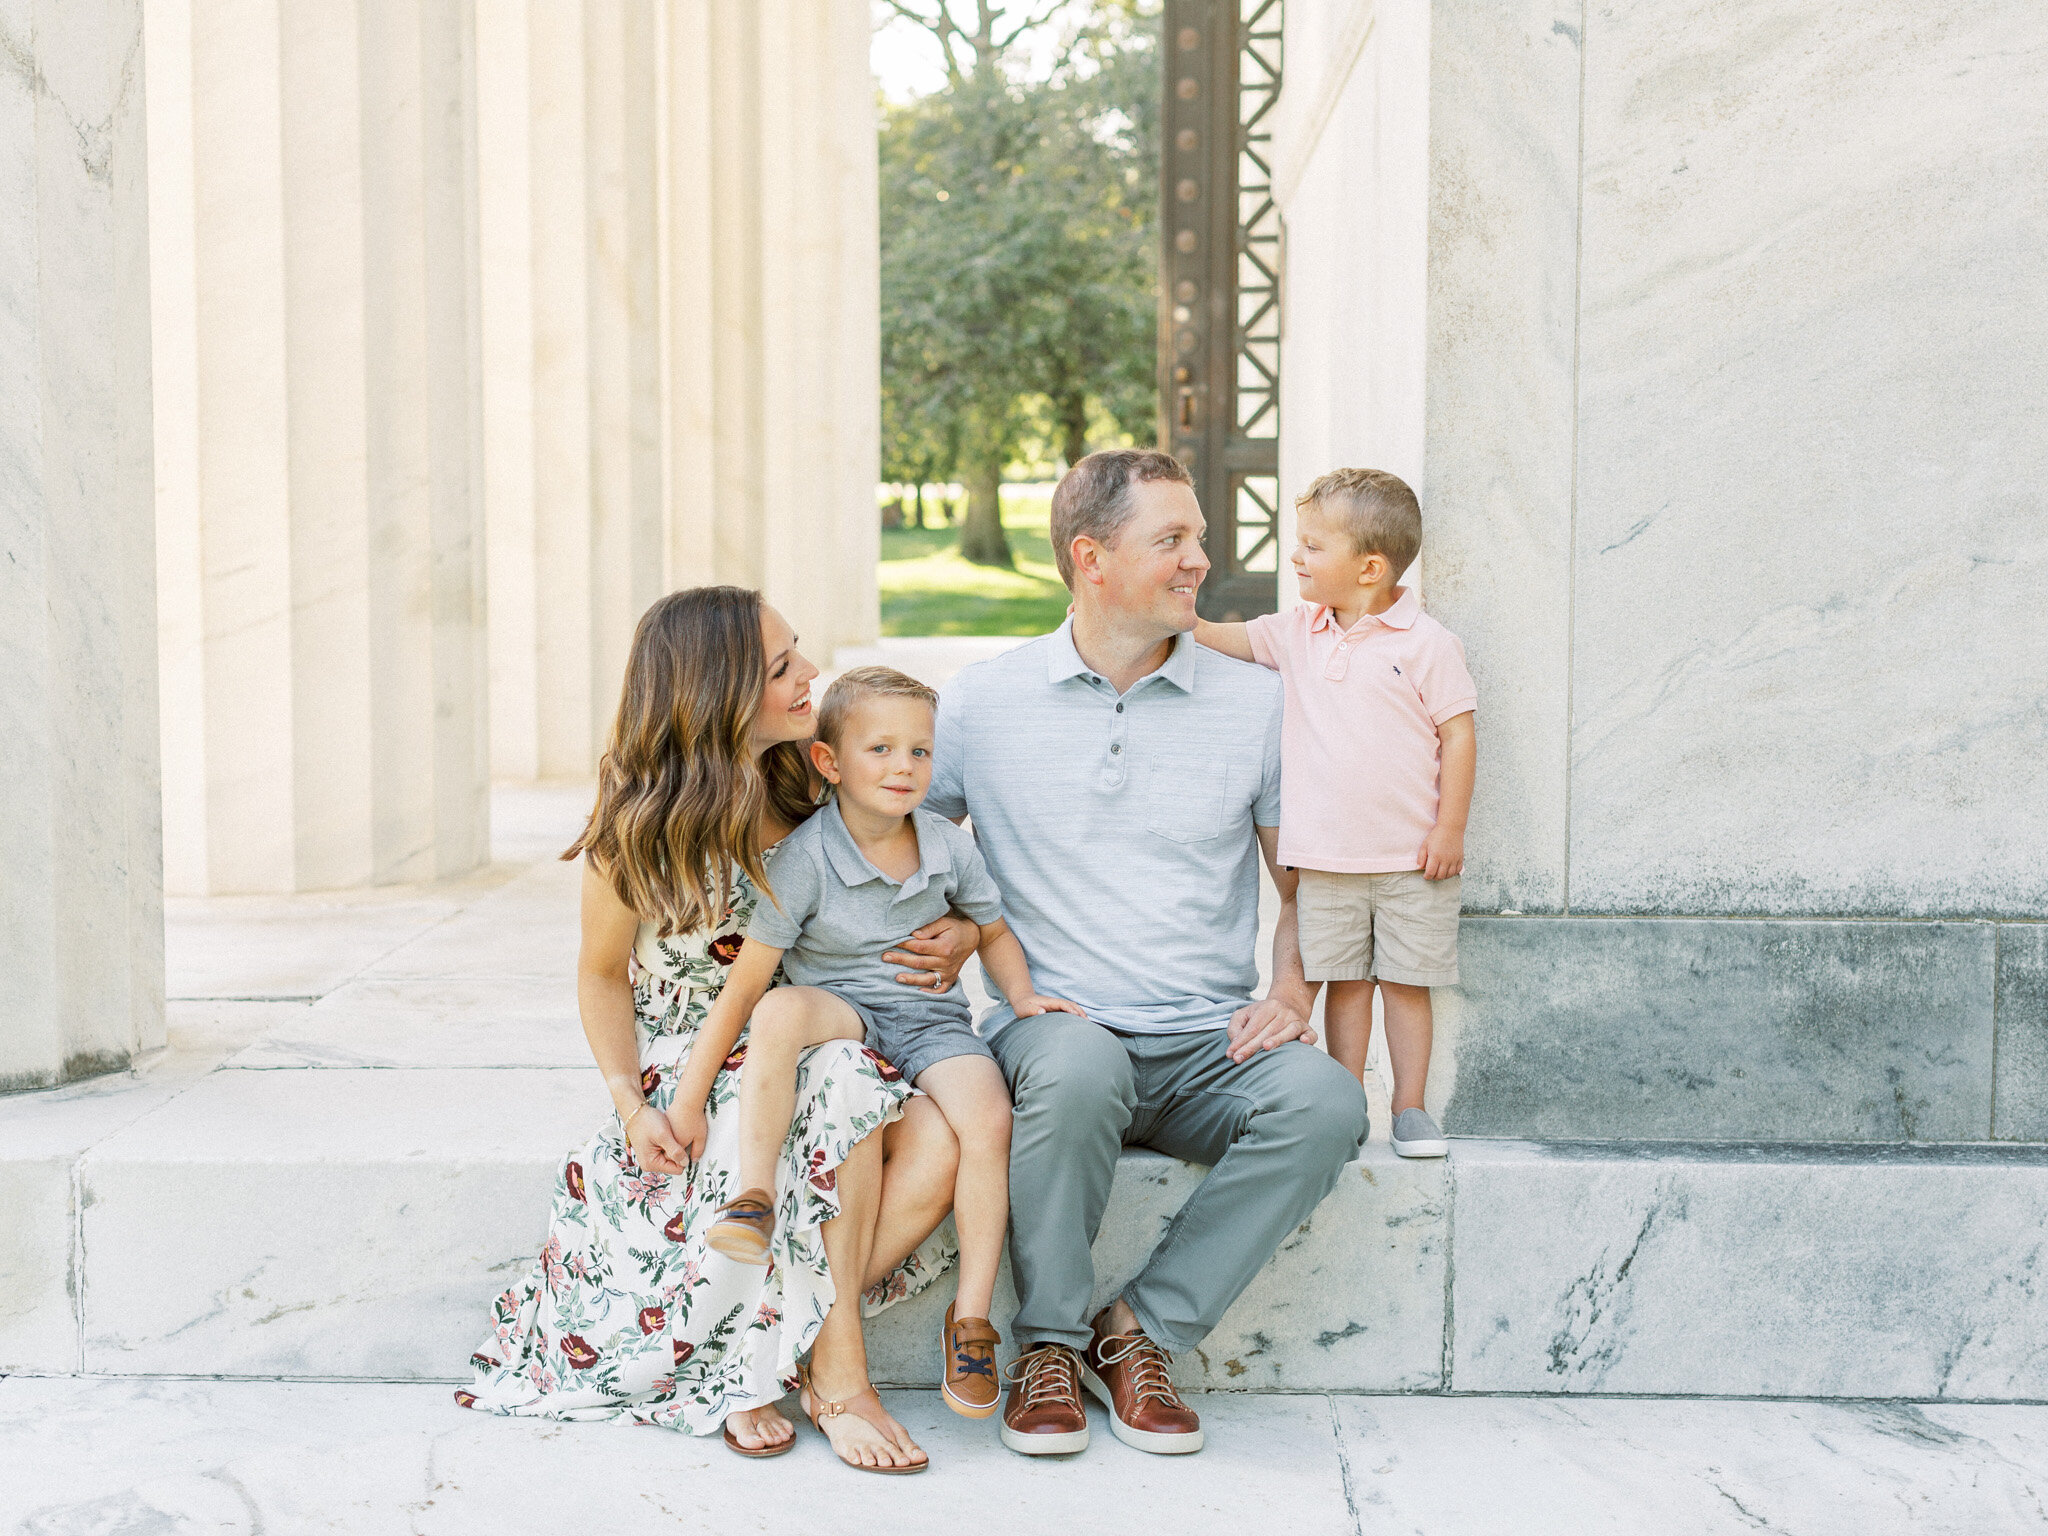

{"left": 1420, "top": 824, "right": 1465, "bottom": 881}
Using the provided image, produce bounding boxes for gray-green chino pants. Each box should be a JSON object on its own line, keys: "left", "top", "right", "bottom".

{"left": 990, "top": 1013, "right": 1369, "bottom": 1352}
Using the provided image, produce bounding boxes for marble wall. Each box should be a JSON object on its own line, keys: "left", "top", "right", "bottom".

{"left": 146, "top": 0, "right": 490, "bottom": 895}
{"left": 0, "top": 0, "right": 165, "bottom": 1090}
{"left": 478, "top": 0, "right": 881, "bottom": 780}
{"left": 1278, "top": 1, "right": 2048, "bottom": 1138}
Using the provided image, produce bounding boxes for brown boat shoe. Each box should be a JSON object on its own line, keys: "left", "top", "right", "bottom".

{"left": 1082, "top": 1308, "right": 1203, "bottom": 1454}
{"left": 998, "top": 1341, "right": 1090, "bottom": 1456}
{"left": 941, "top": 1303, "right": 1002, "bottom": 1418}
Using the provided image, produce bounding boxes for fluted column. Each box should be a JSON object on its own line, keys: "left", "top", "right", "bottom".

{"left": 1, "top": 0, "right": 165, "bottom": 1090}
{"left": 680, "top": 0, "right": 880, "bottom": 660}
{"left": 479, "top": 0, "right": 880, "bottom": 782}
{"left": 149, "top": 0, "right": 488, "bottom": 894}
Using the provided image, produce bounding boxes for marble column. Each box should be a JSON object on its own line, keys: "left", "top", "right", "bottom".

{"left": 148, "top": 0, "right": 489, "bottom": 894}
{"left": 0, "top": 0, "right": 165, "bottom": 1090}
{"left": 1274, "top": 0, "right": 2048, "bottom": 1141}
{"left": 480, "top": 0, "right": 880, "bottom": 781}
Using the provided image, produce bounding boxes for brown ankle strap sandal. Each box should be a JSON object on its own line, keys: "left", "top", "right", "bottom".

{"left": 798, "top": 1364, "right": 929, "bottom": 1475}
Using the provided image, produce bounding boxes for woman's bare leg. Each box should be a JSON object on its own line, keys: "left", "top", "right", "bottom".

{"left": 864, "top": 1095, "right": 960, "bottom": 1290}
{"left": 805, "top": 1131, "right": 927, "bottom": 1468}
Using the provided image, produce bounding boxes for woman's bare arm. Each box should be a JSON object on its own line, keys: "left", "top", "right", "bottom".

{"left": 578, "top": 860, "right": 689, "bottom": 1173}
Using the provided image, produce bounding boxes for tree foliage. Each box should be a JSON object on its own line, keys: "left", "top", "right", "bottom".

{"left": 878, "top": 3, "right": 1158, "bottom": 566}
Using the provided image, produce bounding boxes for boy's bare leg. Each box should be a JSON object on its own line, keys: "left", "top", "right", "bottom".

{"left": 912, "top": 1055, "right": 1013, "bottom": 1319}
{"left": 734, "top": 987, "right": 866, "bottom": 1196}
{"left": 865, "top": 1094, "right": 960, "bottom": 1287}
{"left": 1322, "top": 979, "right": 1376, "bottom": 1082}
{"left": 1377, "top": 981, "right": 1433, "bottom": 1114}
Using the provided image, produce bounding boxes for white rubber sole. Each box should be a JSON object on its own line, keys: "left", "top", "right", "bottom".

{"left": 999, "top": 1420, "right": 1090, "bottom": 1456}
{"left": 1079, "top": 1367, "right": 1204, "bottom": 1455}
{"left": 1391, "top": 1137, "right": 1448, "bottom": 1158}
{"left": 941, "top": 1380, "right": 1000, "bottom": 1419}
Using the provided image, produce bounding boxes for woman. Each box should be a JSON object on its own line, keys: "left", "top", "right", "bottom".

{"left": 460, "top": 586, "right": 973, "bottom": 1471}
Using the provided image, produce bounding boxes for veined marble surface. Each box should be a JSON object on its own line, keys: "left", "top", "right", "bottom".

{"left": 1444, "top": 916, "right": 1999, "bottom": 1140}
{"left": 1568, "top": 1, "right": 2048, "bottom": 918}
{"left": 1452, "top": 1140, "right": 2048, "bottom": 1399}
{"left": 5, "top": 1379, "right": 2044, "bottom": 1535}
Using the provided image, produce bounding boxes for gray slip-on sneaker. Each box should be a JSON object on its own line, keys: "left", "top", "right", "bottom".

{"left": 1390, "top": 1108, "right": 1448, "bottom": 1158}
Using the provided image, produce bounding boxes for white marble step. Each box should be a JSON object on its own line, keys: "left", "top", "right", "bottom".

{"left": 8, "top": 1378, "right": 2046, "bottom": 1535}
{"left": 10, "top": 1037, "right": 2048, "bottom": 1398}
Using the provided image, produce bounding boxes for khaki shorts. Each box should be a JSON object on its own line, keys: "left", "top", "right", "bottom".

{"left": 1296, "top": 868, "right": 1461, "bottom": 986}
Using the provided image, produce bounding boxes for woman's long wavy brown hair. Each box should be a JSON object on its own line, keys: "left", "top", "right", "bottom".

{"left": 564, "top": 586, "right": 816, "bottom": 934}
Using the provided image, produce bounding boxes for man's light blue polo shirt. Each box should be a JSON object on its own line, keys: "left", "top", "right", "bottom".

{"left": 927, "top": 621, "right": 1282, "bottom": 1039}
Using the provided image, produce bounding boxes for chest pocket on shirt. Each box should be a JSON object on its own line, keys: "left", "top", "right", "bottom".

{"left": 1145, "top": 764, "right": 1232, "bottom": 843}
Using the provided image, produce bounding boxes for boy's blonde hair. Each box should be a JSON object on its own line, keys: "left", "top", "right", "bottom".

{"left": 816, "top": 665, "right": 938, "bottom": 751}
{"left": 1298, "top": 467, "right": 1421, "bottom": 576}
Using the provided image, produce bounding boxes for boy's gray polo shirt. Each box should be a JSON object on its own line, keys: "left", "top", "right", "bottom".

{"left": 928, "top": 621, "right": 1282, "bottom": 1040}
{"left": 746, "top": 800, "right": 1004, "bottom": 1027}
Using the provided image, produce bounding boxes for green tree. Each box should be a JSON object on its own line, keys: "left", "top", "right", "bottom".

{"left": 878, "top": 2, "right": 1158, "bottom": 567}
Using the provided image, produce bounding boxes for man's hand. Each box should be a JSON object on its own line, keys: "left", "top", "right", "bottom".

{"left": 884, "top": 913, "right": 980, "bottom": 992}
{"left": 1419, "top": 823, "right": 1465, "bottom": 881}
{"left": 1226, "top": 995, "right": 1318, "bottom": 1064}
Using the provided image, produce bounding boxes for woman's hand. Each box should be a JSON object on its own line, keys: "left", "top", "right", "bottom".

{"left": 883, "top": 913, "right": 980, "bottom": 993}
{"left": 625, "top": 1103, "right": 693, "bottom": 1174}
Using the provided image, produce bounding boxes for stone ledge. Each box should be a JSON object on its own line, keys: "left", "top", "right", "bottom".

{"left": 1450, "top": 1140, "right": 2048, "bottom": 1399}
{"left": 13, "top": 1061, "right": 2048, "bottom": 1400}
{"left": 1442, "top": 916, "right": 2004, "bottom": 1142}
{"left": 866, "top": 1148, "right": 1448, "bottom": 1393}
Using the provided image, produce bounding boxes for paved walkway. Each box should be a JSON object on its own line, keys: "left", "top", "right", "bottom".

{"left": 6, "top": 1378, "right": 2044, "bottom": 1533}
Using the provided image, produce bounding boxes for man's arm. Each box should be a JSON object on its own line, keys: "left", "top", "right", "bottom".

{"left": 1225, "top": 825, "right": 1321, "bottom": 1063}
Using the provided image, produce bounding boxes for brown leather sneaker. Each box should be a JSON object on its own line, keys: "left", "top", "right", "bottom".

{"left": 1082, "top": 1310, "right": 1203, "bottom": 1454}
{"left": 941, "top": 1303, "right": 1002, "bottom": 1418}
{"left": 999, "top": 1342, "right": 1090, "bottom": 1455}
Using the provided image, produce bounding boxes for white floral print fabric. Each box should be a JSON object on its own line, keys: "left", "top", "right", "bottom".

{"left": 459, "top": 862, "right": 955, "bottom": 1435}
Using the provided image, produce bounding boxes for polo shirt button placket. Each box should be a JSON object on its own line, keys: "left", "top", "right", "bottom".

{"left": 1104, "top": 692, "right": 1128, "bottom": 790}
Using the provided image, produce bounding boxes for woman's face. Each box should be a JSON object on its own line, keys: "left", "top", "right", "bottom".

{"left": 751, "top": 605, "right": 819, "bottom": 753}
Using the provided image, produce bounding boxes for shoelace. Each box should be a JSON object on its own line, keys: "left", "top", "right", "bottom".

{"left": 953, "top": 1339, "right": 997, "bottom": 1381}
{"left": 1002, "top": 1345, "right": 1082, "bottom": 1409}
{"left": 1094, "top": 1334, "right": 1186, "bottom": 1409}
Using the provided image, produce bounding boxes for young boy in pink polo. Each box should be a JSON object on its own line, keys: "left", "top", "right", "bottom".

{"left": 1196, "top": 468, "right": 1475, "bottom": 1159}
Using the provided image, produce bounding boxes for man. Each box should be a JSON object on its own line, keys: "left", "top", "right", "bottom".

{"left": 926, "top": 449, "right": 1369, "bottom": 1456}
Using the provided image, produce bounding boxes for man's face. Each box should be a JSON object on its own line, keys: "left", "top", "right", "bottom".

{"left": 1092, "top": 479, "right": 1210, "bottom": 636}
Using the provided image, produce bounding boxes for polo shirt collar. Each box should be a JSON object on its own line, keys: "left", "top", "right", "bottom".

{"left": 818, "top": 796, "right": 951, "bottom": 900}
{"left": 1310, "top": 585, "right": 1422, "bottom": 635}
{"left": 1044, "top": 619, "right": 1197, "bottom": 694}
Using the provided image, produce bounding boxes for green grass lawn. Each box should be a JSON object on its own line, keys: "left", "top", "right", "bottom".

{"left": 879, "top": 487, "right": 1071, "bottom": 636}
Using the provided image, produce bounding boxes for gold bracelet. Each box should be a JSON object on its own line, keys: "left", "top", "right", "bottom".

{"left": 620, "top": 1101, "right": 649, "bottom": 1138}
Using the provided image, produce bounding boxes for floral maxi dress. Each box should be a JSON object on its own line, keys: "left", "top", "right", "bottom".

{"left": 459, "top": 863, "right": 950, "bottom": 1434}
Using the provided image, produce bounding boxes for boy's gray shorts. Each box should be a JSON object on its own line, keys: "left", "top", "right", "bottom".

{"left": 838, "top": 992, "right": 995, "bottom": 1085}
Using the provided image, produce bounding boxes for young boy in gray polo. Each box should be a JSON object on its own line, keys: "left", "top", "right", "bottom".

{"left": 704, "top": 666, "right": 1082, "bottom": 1424}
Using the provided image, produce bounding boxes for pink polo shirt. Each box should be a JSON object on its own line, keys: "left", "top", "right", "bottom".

{"left": 1244, "top": 588, "right": 1476, "bottom": 873}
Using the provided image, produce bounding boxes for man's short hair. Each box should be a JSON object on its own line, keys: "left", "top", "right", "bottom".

{"left": 816, "top": 665, "right": 938, "bottom": 751}
{"left": 1049, "top": 449, "right": 1195, "bottom": 588}
{"left": 1297, "top": 467, "right": 1422, "bottom": 576}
